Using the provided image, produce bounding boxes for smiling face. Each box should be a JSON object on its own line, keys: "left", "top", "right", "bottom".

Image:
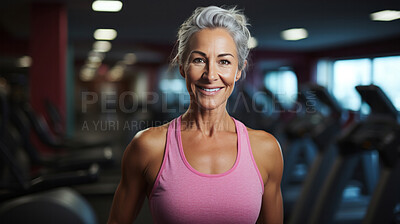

{"left": 180, "top": 28, "right": 244, "bottom": 111}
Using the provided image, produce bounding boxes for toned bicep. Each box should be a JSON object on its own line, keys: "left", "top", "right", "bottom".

{"left": 258, "top": 136, "right": 284, "bottom": 224}
{"left": 108, "top": 179, "right": 146, "bottom": 224}
{"left": 258, "top": 178, "right": 283, "bottom": 224}
{"left": 107, "top": 139, "right": 148, "bottom": 224}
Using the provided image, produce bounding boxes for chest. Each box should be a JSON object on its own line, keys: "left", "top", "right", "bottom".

{"left": 180, "top": 132, "right": 238, "bottom": 175}
{"left": 150, "top": 176, "right": 262, "bottom": 224}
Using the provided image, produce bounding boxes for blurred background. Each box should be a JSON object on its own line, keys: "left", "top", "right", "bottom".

{"left": 0, "top": 0, "right": 400, "bottom": 223}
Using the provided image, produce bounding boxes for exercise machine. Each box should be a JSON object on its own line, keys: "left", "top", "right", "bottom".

{"left": 309, "top": 84, "right": 399, "bottom": 224}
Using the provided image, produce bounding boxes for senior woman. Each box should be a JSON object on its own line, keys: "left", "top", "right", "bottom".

{"left": 108, "top": 6, "right": 283, "bottom": 224}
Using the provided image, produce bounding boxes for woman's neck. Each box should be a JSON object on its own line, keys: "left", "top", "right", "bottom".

{"left": 181, "top": 104, "right": 235, "bottom": 137}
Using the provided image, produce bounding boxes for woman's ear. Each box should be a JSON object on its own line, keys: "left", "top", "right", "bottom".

{"left": 235, "top": 60, "right": 247, "bottom": 81}
{"left": 179, "top": 65, "right": 185, "bottom": 78}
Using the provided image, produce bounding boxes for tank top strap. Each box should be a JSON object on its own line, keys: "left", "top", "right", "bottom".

{"left": 149, "top": 117, "right": 180, "bottom": 200}
{"left": 166, "top": 116, "right": 185, "bottom": 166}
{"left": 232, "top": 117, "right": 264, "bottom": 193}
{"left": 232, "top": 117, "right": 249, "bottom": 159}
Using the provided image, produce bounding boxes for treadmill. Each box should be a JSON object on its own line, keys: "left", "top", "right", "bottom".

{"left": 283, "top": 84, "right": 344, "bottom": 217}
{"left": 309, "top": 84, "right": 400, "bottom": 224}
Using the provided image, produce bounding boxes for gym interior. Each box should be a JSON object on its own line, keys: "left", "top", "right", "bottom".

{"left": 1, "top": 0, "right": 400, "bottom": 223}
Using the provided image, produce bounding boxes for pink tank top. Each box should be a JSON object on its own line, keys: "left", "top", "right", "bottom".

{"left": 149, "top": 116, "right": 264, "bottom": 224}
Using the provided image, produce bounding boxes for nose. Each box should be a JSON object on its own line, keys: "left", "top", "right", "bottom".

{"left": 202, "top": 61, "right": 218, "bottom": 81}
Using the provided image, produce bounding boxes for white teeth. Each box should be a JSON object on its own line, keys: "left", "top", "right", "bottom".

{"left": 200, "top": 87, "right": 221, "bottom": 92}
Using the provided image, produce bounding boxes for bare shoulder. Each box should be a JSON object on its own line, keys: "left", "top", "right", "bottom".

{"left": 247, "top": 128, "right": 282, "bottom": 157}
{"left": 123, "top": 123, "right": 169, "bottom": 170}
{"left": 130, "top": 123, "right": 169, "bottom": 152}
{"left": 246, "top": 127, "right": 283, "bottom": 180}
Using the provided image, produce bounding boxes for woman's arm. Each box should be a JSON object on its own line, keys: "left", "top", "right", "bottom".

{"left": 107, "top": 130, "right": 155, "bottom": 224}
{"left": 251, "top": 131, "right": 284, "bottom": 224}
{"left": 258, "top": 143, "right": 284, "bottom": 224}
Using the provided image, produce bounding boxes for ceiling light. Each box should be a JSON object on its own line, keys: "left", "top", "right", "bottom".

{"left": 16, "top": 56, "right": 32, "bottom": 67}
{"left": 86, "top": 61, "right": 101, "bottom": 68}
{"left": 108, "top": 65, "right": 125, "bottom": 81}
{"left": 88, "top": 51, "right": 105, "bottom": 61}
{"left": 94, "top": 29, "right": 117, "bottom": 40}
{"left": 88, "top": 55, "right": 102, "bottom": 63}
{"left": 281, "top": 28, "right": 308, "bottom": 41}
{"left": 93, "top": 41, "right": 112, "bottom": 52}
{"left": 248, "top": 37, "right": 258, "bottom": 49}
{"left": 92, "top": 0, "right": 123, "bottom": 12}
{"left": 80, "top": 67, "right": 96, "bottom": 81}
{"left": 370, "top": 10, "right": 400, "bottom": 21}
{"left": 123, "top": 53, "right": 137, "bottom": 65}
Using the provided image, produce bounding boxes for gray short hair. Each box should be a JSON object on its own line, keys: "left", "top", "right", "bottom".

{"left": 172, "top": 6, "right": 251, "bottom": 78}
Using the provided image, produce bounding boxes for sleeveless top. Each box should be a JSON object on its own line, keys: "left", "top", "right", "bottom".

{"left": 149, "top": 116, "right": 264, "bottom": 224}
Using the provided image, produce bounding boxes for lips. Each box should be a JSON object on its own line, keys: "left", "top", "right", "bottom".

{"left": 196, "top": 85, "right": 223, "bottom": 95}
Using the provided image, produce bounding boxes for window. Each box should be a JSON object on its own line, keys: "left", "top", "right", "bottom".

{"left": 159, "top": 66, "right": 186, "bottom": 94}
{"left": 317, "top": 55, "right": 400, "bottom": 111}
{"left": 264, "top": 69, "right": 298, "bottom": 109}
{"left": 158, "top": 66, "right": 189, "bottom": 109}
{"left": 332, "top": 59, "right": 371, "bottom": 111}
{"left": 372, "top": 56, "right": 400, "bottom": 110}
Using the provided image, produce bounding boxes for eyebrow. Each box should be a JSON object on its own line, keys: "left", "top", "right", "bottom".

{"left": 190, "top": 50, "right": 235, "bottom": 58}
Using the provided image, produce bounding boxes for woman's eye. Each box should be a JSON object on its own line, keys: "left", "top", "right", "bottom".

{"left": 193, "top": 58, "right": 205, "bottom": 63}
{"left": 220, "top": 60, "right": 231, "bottom": 65}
